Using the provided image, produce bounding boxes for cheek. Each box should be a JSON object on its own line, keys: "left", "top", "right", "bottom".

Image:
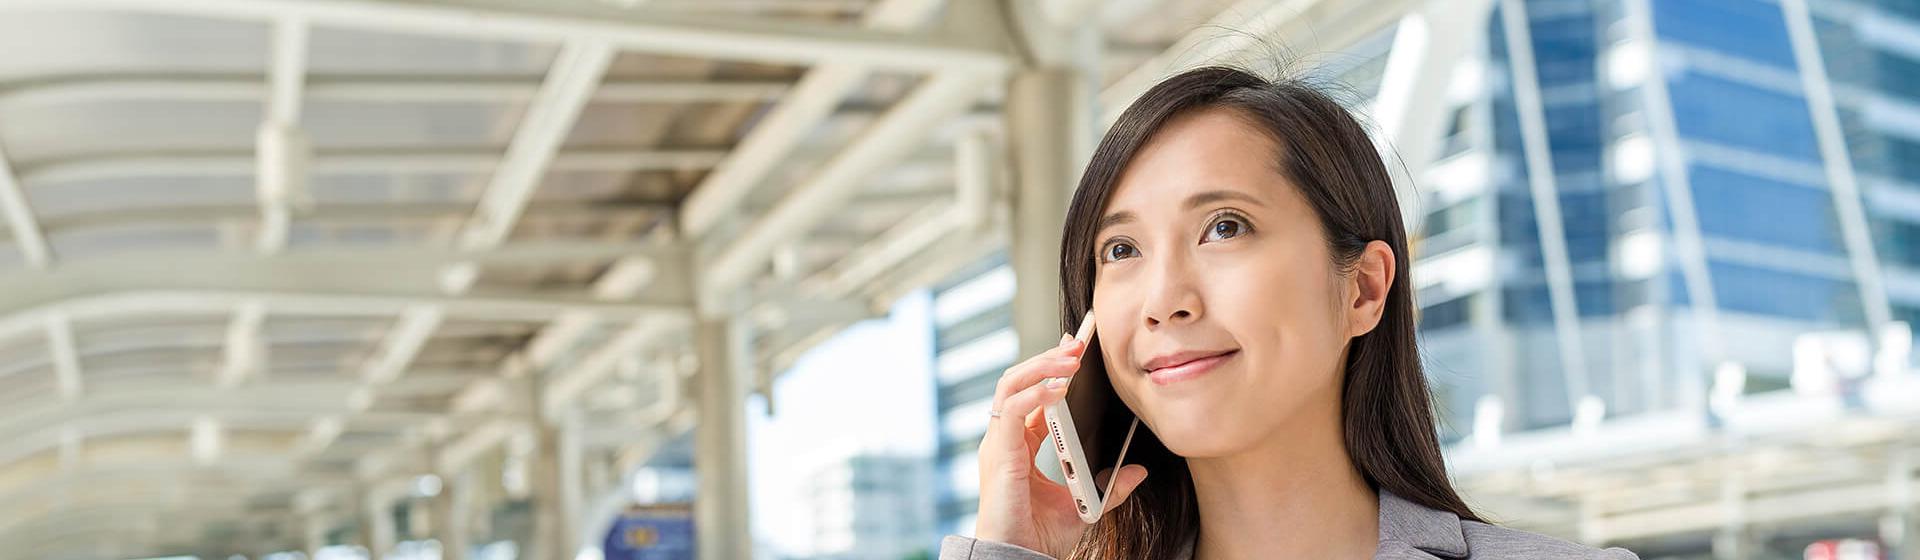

{"left": 1212, "top": 257, "right": 1347, "bottom": 376}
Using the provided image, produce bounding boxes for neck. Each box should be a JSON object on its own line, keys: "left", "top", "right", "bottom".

{"left": 1185, "top": 386, "right": 1378, "bottom": 560}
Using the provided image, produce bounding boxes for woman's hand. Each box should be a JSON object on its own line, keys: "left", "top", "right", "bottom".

{"left": 972, "top": 320, "right": 1150, "bottom": 558}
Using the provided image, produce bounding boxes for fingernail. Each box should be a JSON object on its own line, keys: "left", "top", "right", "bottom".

{"left": 1044, "top": 377, "right": 1069, "bottom": 389}
{"left": 1058, "top": 332, "right": 1073, "bottom": 346}
{"left": 1073, "top": 311, "right": 1096, "bottom": 344}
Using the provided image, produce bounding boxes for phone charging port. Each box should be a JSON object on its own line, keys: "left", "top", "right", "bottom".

{"left": 1061, "top": 460, "right": 1075, "bottom": 480}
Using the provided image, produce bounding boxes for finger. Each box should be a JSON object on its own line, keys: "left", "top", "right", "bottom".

{"left": 1097, "top": 465, "right": 1150, "bottom": 515}
{"left": 1022, "top": 405, "right": 1049, "bottom": 452}
{"left": 991, "top": 345, "right": 1083, "bottom": 411}
{"left": 991, "top": 313, "right": 1096, "bottom": 407}
{"left": 990, "top": 376, "right": 1070, "bottom": 456}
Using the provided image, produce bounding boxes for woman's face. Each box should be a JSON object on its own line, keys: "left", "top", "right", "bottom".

{"left": 1090, "top": 108, "right": 1382, "bottom": 458}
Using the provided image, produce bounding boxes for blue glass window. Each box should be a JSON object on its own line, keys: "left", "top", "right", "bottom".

{"left": 1419, "top": 295, "right": 1473, "bottom": 331}
{"left": 1529, "top": 11, "right": 1598, "bottom": 85}
{"left": 1668, "top": 73, "right": 1820, "bottom": 161}
{"left": 1653, "top": 0, "right": 1799, "bottom": 69}
{"left": 1689, "top": 164, "right": 1842, "bottom": 253}
{"left": 1709, "top": 261, "right": 1862, "bottom": 323}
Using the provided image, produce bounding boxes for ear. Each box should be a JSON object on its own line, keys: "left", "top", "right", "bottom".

{"left": 1344, "top": 240, "right": 1395, "bottom": 338}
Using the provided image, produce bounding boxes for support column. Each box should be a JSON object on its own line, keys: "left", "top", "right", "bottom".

{"left": 1885, "top": 445, "right": 1916, "bottom": 560}
{"left": 1712, "top": 470, "right": 1748, "bottom": 560}
{"left": 694, "top": 316, "right": 752, "bottom": 559}
{"left": 304, "top": 515, "right": 329, "bottom": 560}
{"left": 560, "top": 408, "right": 586, "bottom": 555}
{"left": 1000, "top": 0, "right": 1099, "bottom": 357}
{"left": 432, "top": 469, "right": 473, "bottom": 560}
{"left": 529, "top": 376, "right": 573, "bottom": 560}
{"left": 1006, "top": 68, "right": 1082, "bottom": 358}
{"left": 361, "top": 489, "right": 396, "bottom": 560}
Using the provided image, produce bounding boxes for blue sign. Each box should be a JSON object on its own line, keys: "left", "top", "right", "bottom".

{"left": 603, "top": 503, "right": 695, "bottom": 560}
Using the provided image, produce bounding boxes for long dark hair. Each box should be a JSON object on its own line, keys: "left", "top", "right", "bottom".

{"left": 1055, "top": 65, "right": 1478, "bottom": 558}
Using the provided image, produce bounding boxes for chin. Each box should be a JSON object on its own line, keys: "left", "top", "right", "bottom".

{"left": 1143, "top": 406, "right": 1248, "bottom": 458}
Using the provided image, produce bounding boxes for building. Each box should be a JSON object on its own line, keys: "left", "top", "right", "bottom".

{"left": 927, "top": 252, "right": 1019, "bottom": 541}
{"left": 795, "top": 452, "right": 936, "bottom": 560}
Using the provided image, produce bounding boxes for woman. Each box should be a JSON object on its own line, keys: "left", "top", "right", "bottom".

{"left": 938, "top": 66, "right": 1639, "bottom": 559}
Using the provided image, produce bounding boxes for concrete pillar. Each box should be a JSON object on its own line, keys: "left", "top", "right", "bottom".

{"left": 561, "top": 409, "right": 585, "bottom": 553}
{"left": 1000, "top": 0, "right": 1098, "bottom": 358}
{"left": 358, "top": 490, "right": 396, "bottom": 560}
{"left": 528, "top": 376, "right": 573, "bottom": 560}
{"left": 1005, "top": 68, "right": 1081, "bottom": 358}
{"left": 432, "top": 470, "right": 473, "bottom": 560}
{"left": 694, "top": 317, "right": 752, "bottom": 559}
{"left": 304, "top": 515, "right": 329, "bottom": 559}
{"left": 1712, "top": 471, "right": 1748, "bottom": 560}
{"left": 1886, "top": 446, "right": 1916, "bottom": 560}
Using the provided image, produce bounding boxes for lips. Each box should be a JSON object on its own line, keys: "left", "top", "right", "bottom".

{"left": 1142, "top": 349, "right": 1237, "bottom": 372}
{"left": 1142, "top": 349, "right": 1238, "bottom": 385}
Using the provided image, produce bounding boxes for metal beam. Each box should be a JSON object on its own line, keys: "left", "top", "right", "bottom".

{"left": 1782, "top": 0, "right": 1894, "bottom": 339}
{"left": 0, "top": 251, "right": 692, "bottom": 339}
{"left": 678, "top": 0, "right": 950, "bottom": 238}
{"left": 541, "top": 317, "right": 686, "bottom": 418}
{"left": 19, "top": 199, "right": 669, "bottom": 235}
{"left": 1591, "top": 472, "right": 1920, "bottom": 542}
{"left": 376, "top": 40, "right": 617, "bottom": 485}
{"left": 701, "top": 70, "right": 990, "bottom": 307}
{"left": 42, "top": 313, "right": 82, "bottom": 401}
{"left": 1623, "top": 0, "right": 1723, "bottom": 373}
{"left": 1099, "top": 0, "right": 1396, "bottom": 126}
{"left": 0, "top": 75, "right": 790, "bottom": 107}
{"left": 1371, "top": 0, "right": 1495, "bottom": 233}
{"left": 458, "top": 40, "right": 615, "bottom": 251}
{"left": 360, "top": 306, "right": 443, "bottom": 386}
{"left": 0, "top": 241, "right": 686, "bottom": 272}
{"left": 0, "top": 409, "right": 447, "bottom": 468}
{"left": 215, "top": 301, "right": 269, "bottom": 389}
{"left": 0, "top": 141, "right": 50, "bottom": 268}
{"left": 797, "top": 128, "right": 994, "bottom": 302}
{"left": 17, "top": 146, "right": 729, "bottom": 185}
{"left": 255, "top": 17, "right": 311, "bottom": 254}
{"left": 7, "top": 0, "right": 1010, "bottom": 74}
{"left": 1499, "top": 0, "right": 1593, "bottom": 422}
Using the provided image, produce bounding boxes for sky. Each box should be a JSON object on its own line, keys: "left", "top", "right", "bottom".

{"left": 745, "top": 289, "right": 938, "bottom": 557}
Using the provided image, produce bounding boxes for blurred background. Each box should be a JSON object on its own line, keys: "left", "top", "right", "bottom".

{"left": 0, "top": 0, "right": 1914, "bottom": 559}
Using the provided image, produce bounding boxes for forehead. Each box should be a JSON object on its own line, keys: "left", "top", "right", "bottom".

{"left": 1106, "top": 108, "right": 1286, "bottom": 210}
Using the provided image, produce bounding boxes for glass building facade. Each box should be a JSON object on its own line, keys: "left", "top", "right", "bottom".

{"left": 1413, "top": 0, "right": 1917, "bottom": 437}
{"left": 927, "top": 252, "right": 1017, "bottom": 540}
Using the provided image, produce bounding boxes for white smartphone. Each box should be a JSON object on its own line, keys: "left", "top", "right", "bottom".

{"left": 1043, "top": 311, "right": 1142, "bottom": 524}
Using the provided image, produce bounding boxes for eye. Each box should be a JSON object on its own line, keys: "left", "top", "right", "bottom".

{"left": 1099, "top": 240, "right": 1138, "bottom": 263}
{"left": 1203, "top": 213, "right": 1251, "bottom": 242}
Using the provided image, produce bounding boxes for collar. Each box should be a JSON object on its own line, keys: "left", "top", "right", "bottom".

{"left": 1376, "top": 490, "right": 1470, "bottom": 558}
{"left": 1169, "top": 489, "right": 1470, "bottom": 559}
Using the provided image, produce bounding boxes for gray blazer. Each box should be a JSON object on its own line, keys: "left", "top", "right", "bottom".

{"left": 938, "top": 490, "right": 1639, "bottom": 559}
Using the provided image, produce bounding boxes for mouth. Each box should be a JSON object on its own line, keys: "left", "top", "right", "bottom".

{"left": 1143, "top": 349, "right": 1238, "bottom": 386}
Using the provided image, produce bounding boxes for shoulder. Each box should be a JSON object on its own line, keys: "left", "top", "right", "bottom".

{"left": 938, "top": 536, "right": 1055, "bottom": 560}
{"left": 1459, "top": 520, "right": 1639, "bottom": 560}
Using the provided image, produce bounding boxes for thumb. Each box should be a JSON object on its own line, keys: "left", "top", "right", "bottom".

{"left": 1098, "top": 464, "right": 1149, "bottom": 515}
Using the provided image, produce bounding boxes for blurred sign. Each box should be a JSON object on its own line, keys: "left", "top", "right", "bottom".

{"left": 603, "top": 503, "right": 695, "bottom": 560}
{"left": 1805, "top": 539, "right": 1881, "bottom": 560}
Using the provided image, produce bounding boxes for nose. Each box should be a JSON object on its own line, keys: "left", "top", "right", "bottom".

{"left": 1142, "top": 254, "right": 1203, "bottom": 329}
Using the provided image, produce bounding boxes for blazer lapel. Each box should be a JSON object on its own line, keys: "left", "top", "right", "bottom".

{"left": 1375, "top": 491, "right": 1470, "bottom": 559}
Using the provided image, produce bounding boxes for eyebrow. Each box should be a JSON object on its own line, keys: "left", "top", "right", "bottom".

{"left": 1094, "top": 189, "right": 1265, "bottom": 236}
